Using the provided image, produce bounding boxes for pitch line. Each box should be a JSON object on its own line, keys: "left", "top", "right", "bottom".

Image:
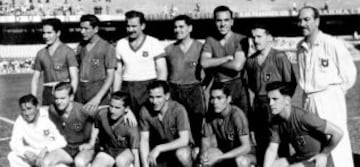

{"left": 0, "top": 116, "right": 14, "bottom": 124}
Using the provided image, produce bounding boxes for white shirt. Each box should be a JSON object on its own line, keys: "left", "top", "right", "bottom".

{"left": 9, "top": 107, "right": 67, "bottom": 156}
{"left": 116, "top": 35, "right": 165, "bottom": 81}
{"left": 297, "top": 31, "right": 357, "bottom": 93}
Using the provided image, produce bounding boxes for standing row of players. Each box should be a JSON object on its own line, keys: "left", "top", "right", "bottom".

{"left": 9, "top": 4, "right": 357, "bottom": 167}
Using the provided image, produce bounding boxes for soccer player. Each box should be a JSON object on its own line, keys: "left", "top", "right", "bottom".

{"left": 165, "top": 14, "right": 205, "bottom": 145}
{"left": 198, "top": 82, "right": 256, "bottom": 167}
{"left": 297, "top": 6, "right": 357, "bottom": 167}
{"left": 8, "top": 94, "right": 67, "bottom": 167}
{"left": 92, "top": 91, "right": 140, "bottom": 167}
{"left": 42, "top": 82, "right": 98, "bottom": 167}
{"left": 75, "top": 14, "right": 117, "bottom": 113}
{"left": 245, "top": 24, "right": 296, "bottom": 164}
{"left": 114, "top": 10, "right": 167, "bottom": 117}
{"left": 139, "top": 80, "right": 192, "bottom": 167}
{"left": 200, "top": 5, "right": 250, "bottom": 115}
{"left": 31, "top": 18, "right": 78, "bottom": 105}
{"left": 264, "top": 81, "right": 343, "bottom": 167}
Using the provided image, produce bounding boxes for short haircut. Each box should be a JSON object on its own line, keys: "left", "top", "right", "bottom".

{"left": 54, "top": 82, "right": 74, "bottom": 95}
{"left": 147, "top": 80, "right": 170, "bottom": 94}
{"left": 265, "top": 81, "right": 296, "bottom": 97}
{"left": 251, "top": 23, "right": 272, "bottom": 35}
{"left": 80, "top": 14, "right": 100, "bottom": 28}
{"left": 213, "top": 5, "right": 233, "bottom": 19}
{"left": 173, "top": 14, "right": 193, "bottom": 26}
{"left": 42, "top": 18, "right": 62, "bottom": 32}
{"left": 299, "top": 6, "right": 320, "bottom": 19}
{"left": 111, "top": 91, "right": 131, "bottom": 107}
{"left": 18, "top": 94, "right": 38, "bottom": 106}
{"left": 125, "top": 10, "right": 146, "bottom": 24}
{"left": 210, "top": 82, "right": 231, "bottom": 97}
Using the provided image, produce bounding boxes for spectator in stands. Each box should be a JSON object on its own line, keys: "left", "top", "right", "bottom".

{"left": 263, "top": 81, "right": 343, "bottom": 167}
{"left": 75, "top": 14, "right": 116, "bottom": 113}
{"left": 200, "top": 5, "right": 250, "bottom": 116}
{"left": 113, "top": 10, "right": 167, "bottom": 117}
{"left": 8, "top": 94, "right": 67, "bottom": 167}
{"left": 31, "top": 18, "right": 78, "bottom": 106}
{"left": 245, "top": 24, "right": 297, "bottom": 164}
{"left": 297, "top": 6, "right": 357, "bottom": 167}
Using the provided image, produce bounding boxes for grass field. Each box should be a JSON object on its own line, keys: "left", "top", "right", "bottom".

{"left": 1, "top": 62, "right": 360, "bottom": 166}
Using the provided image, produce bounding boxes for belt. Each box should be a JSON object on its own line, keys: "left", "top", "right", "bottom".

{"left": 43, "top": 80, "right": 69, "bottom": 87}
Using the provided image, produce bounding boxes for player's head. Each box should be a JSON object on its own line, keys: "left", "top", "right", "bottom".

{"left": 173, "top": 15, "right": 193, "bottom": 40}
{"left": 251, "top": 24, "right": 273, "bottom": 52}
{"left": 42, "top": 18, "right": 62, "bottom": 45}
{"left": 53, "top": 82, "right": 73, "bottom": 111}
{"left": 266, "top": 81, "right": 296, "bottom": 115}
{"left": 297, "top": 6, "right": 320, "bottom": 37}
{"left": 80, "top": 14, "right": 100, "bottom": 41}
{"left": 147, "top": 80, "right": 170, "bottom": 112}
{"left": 210, "top": 82, "right": 232, "bottom": 113}
{"left": 213, "top": 5, "right": 233, "bottom": 36}
{"left": 125, "top": 10, "right": 146, "bottom": 39}
{"left": 18, "top": 94, "right": 39, "bottom": 123}
{"left": 109, "top": 91, "right": 131, "bottom": 120}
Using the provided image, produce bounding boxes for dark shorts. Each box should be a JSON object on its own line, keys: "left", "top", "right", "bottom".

{"left": 121, "top": 79, "right": 155, "bottom": 117}
{"left": 63, "top": 144, "right": 81, "bottom": 158}
{"left": 288, "top": 155, "right": 334, "bottom": 167}
{"left": 75, "top": 80, "right": 110, "bottom": 105}
{"left": 42, "top": 86, "right": 54, "bottom": 105}
{"left": 220, "top": 77, "right": 250, "bottom": 115}
{"left": 96, "top": 146, "right": 126, "bottom": 158}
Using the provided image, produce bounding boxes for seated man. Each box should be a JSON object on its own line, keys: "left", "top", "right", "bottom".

{"left": 8, "top": 94, "right": 67, "bottom": 167}
{"left": 42, "top": 82, "right": 98, "bottom": 167}
{"left": 92, "top": 91, "right": 140, "bottom": 167}
{"left": 139, "top": 80, "right": 193, "bottom": 167}
{"left": 198, "top": 82, "right": 256, "bottom": 167}
{"left": 264, "top": 81, "right": 343, "bottom": 167}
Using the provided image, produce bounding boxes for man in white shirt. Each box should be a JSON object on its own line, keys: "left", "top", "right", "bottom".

{"left": 297, "top": 6, "right": 357, "bottom": 167}
{"left": 8, "top": 94, "right": 67, "bottom": 167}
{"left": 113, "top": 10, "right": 167, "bottom": 117}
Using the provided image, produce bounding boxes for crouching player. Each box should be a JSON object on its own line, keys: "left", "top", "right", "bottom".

{"left": 264, "top": 81, "right": 343, "bottom": 167}
{"left": 92, "top": 91, "right": 140, "bottom": 167}
{"left": 42, "top": 82, "right": 98, "bottom": 167}
{"left": 8, "top": 94, "right": 67, "bottom": 167}
{"left": 197, "top": 82, "right": 256, "bottom": 167}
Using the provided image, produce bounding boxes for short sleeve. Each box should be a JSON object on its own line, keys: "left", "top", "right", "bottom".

{"left": 270, "top": 123, "right": 281, "bottom": 143}
{"left": 235, "top": 37, "right": 244, "bottom": 52}
{"left": 233, "top": 108, "right": 249, "bottom": 136}
{"left": 66, "top": 47, "right": 78, "bottom": 67}
{"left": 139, "top": 106, "right": 150, "bottom": 131}
{"left": 202, "top": 121, "right": 213, "bottom": 137}
{"left": 152, "top": 38, "right": 165, "bottom": 59}
{"left": 128, "top": 126, "right": 140, "bottom": 149}
{"left": 115, "top": 40, "right": 123, "bottom": 61}
{"left": 104, "top": 44, "right": 117, "bottom": 69}
{"left": 202, "top": 37, "right": 213, "bottom": 54}
{"left": 301, "top": 113, "right": 327, "bottom": 133}
{"left": 175, "top": 104, "right": 191, "bottom": 132}
{"left": 32, "top": 51, "right": 42, "bottom": 71}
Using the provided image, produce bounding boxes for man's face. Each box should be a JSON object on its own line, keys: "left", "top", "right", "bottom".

{"left": 251, "top": 28, "right": 272, "bottom": 52}
{"left": 54, "top": 89, "right": 72, "bottom": 111}
{"left": 210, "top": 89, "right": 231, "bottom": 113}
{"left": 214, "top": 11, "right": 233, "bottom": 35}
{"left": 174, "top": 20, "right": 192, "bottom": 40}
{"left": 80, "top": 21, "right": 98, "bottom": 41}
{"left": 126, "top": 17, "right": 145, "bottom": 39}
{"left": 43, "top": 25, "right": 60, "bottom": 45}
{"left": 20, "top": 102, "right": 39, "bottom": 123}
{"left": 267, "top": 89, "right": 289, "bottom": 115}
{"left": 148, "top": 87, "right": 169, "bottom": 112}
{"left": 298, "top": 8, "right": 319, "bottom": 37}
{"left": 109, "top": 98, "right": 126, "bottom": 120}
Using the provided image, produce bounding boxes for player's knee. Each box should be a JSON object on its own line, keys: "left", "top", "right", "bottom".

{"left": 115, "top": 154, "right": 133, "bottom": 167}
{"left": 74, "top": 156, "right": 89, "bottom": 167}
{"left": 192, "top": 147, "right": 200, "bottom": 161}
{"left": 235, "top": 156, "right": 252, "bottom": 167}
{"left": 176, "top": 147, "right": 192, "bottom": 165}
{"left": 42, "top": 155, "right": 56, "bottom": 167}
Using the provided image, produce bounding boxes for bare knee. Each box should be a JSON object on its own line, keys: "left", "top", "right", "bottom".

{"left": 235, "top": 155, "right": 257, "bottom": 167}
{"left": 176, "top": 147, "right": 192, "bottom": 167}
{"left": 115, "top": 151, "right": 133, "bottom": 167}
{"left": 74, "top": 156, "right": 90, "bottom": 167}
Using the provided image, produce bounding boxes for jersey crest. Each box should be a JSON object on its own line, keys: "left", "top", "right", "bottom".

{"left": 142, "top": 51, "right": 149, "bottom": 57}
{"left": 321, "top": 58, "right": 329, "bottom": 67}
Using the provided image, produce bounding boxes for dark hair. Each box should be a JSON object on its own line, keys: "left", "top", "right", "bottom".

{"left": 42, "top": 18, "right": 62, "bottom": 32}
{"left": 299, "top": 6, "right": 320, "bottom": 19}
{"left": 173, "top": 14, "right": 193, "bottom": 26}
{"left": 54, "top": 82, "right": 74, "bottom": 95}
{"left": 147, "top": 80, "right": 170, "bottom": 94}
{"left": 213, "top": 5, "right": 233, "bottom": 19}
{"left": 19, "top": 94, "right": 38, "bottom": 106}
{"left": 125, "top": 10, "right": 146, "bottom": 24}
{"left": 251, "top": 23, "right": 272, "bottom": 35}
{"left": 111, "top": 91, "right": 131, "bottom": 107}
{"left": 265, "top": 81, "right": 296, "bottom": 97}
{"left": 210, "top": 82, "right": 231, "bottom": 97}
{"left": 80, "top": 14, "right": 100, "bottom": 28}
